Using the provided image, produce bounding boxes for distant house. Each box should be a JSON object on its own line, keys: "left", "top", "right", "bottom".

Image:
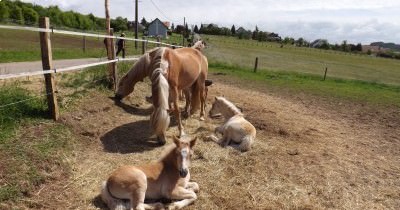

{"left": 310, "top": 39, "right": 328, "bottom": 48}
{"left": 236, "top": 27, "right": 246, "bottom": 34}
{"left": 201, "top": 23, "right": 218, "bottom": 28}
{"left": 148, "top": 18, "right": 168, "bottom": 38}
{"left": 362, "top": 45, "right": 389, "bottom": 53}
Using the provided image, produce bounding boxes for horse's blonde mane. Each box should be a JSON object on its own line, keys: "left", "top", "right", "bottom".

{"left": 219, "top": 97, "right": 242, "bottom": 115}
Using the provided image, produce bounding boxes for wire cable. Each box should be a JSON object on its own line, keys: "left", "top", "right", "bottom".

{"left": 149, "top": 0, "right": 180, "bottom": 22}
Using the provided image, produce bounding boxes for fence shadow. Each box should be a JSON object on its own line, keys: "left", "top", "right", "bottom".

{"left": 100, "top": 120, "right": 160, "bottom": 154}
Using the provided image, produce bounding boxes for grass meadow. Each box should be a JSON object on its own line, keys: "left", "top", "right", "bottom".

{"left": 203, "top": 35, "right": 400, "bottom": 86}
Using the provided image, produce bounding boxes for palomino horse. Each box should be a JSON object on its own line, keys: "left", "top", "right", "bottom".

{"left": 101, "top": 135, "right": 199, "bottom": 210}
{"left": 208, "top": 96, "right": 256, "bottom": 152}
{"left": 115, "top": 47, "right": 208, "bottom": 137}
{"left": 192, "top": 40, "right": 206, "bottom": 52}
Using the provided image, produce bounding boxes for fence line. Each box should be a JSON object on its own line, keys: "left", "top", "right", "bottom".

{"left": 0, "top": 24, "right": 183, "bottom": 48}
{"left": 0, "top": 92, "right": 51, "bottom": 109}
{"left": 0, "top": 57, "right": 140, "bottom": 80}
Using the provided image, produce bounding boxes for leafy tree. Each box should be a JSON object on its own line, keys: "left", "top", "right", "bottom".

{"left": 0, "top": 2, "right": 10, "bottom": 22}
{"left": 193, "top": 25, "right": 199, "bottom": 33}
{"left": 22, "top": 6, "right": 38, "bottom": 25}
{"left": 10, "top": 5, "right": 24, "bottom": 24}
{"left": 111, "top": 16, "right": 128, "bottom": 32}
{"left": 252, "top": 25, "right": 259, "bottom": 40}
{"left": 140, "top": 17, "right": 148, "bottom": 28}
{"left": 231, "top": 25, "right": 235, "bottom": 35}
{"left": 341, "top": 40, "right": 349, "bottom": 52}
{"left": 47, "top": 6, "right": 62, "bottom": 26}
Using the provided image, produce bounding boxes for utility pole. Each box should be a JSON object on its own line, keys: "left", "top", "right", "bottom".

{"left": 182, "top": 17, "right": 185, "bottom": 46}
{"left": 135, "top": 0, "right": 138, "bottom": 49}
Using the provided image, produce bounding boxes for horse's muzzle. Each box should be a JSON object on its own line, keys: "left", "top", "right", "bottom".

{"left": 179, "top": 168, "right": 188, "bottom": 178}
{"left": 114, "top": 94, "right": 122, "bottom": 101}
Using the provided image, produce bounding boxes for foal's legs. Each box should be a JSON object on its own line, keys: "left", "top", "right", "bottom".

{"left": 186, "top": 182, "right": 199, "bottom": 193}
{"left": 171, "top": 87, "right": 185, "bottom": 136}
{"left": 167, "top": 187, "right": 197, "bottom": 209}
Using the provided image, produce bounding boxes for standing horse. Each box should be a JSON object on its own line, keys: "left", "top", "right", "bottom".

{"left": 208, "top": 96, "right": 256, "bottom": 152}
{"left": 101, "top": 135, "right": 199, "bottom": 210}
{"left": 115, "top": 47, "right": 208, "bottom": 137}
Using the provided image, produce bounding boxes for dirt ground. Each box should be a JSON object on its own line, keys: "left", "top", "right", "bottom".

{"left": 16, "top": 73, "right": 400, "bottom": 210}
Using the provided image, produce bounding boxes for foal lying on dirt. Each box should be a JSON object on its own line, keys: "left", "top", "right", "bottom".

{"left": 208, "top": 96, "right": 256, "bottom": 152}
{"left": 101, "top": 136, "right": 199, "bottom": 210}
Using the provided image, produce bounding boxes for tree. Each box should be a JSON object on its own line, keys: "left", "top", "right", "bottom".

{"left": 0, "top": 2, "right": 10, "bottom": 22}
{"left": 22, "top": 6, "right": 38, "bottom": 25}
{"left": 231, "top": 25, "right": 235, "bottom": 35}
{"left": 47, "top": 6, "right": 62, "bottom": 26}
{"left": 295, "top": 37, "right": 305, "bottom": 46}
{"left": 171, "top": 23, "right": 175, "bottom": 31}
{"left": 140, "top": 17, "right": 148, "bottom": 28}
{"left": 252, "top": 25, "right": 259, "bottom": 40}
{"left": 111, "top": 16, "right": 128, "bottom": 32}
{"left": 10, "top": 5, "right": 24, "bottom": 25}
{"left": 341, "top": 40, "right": 349, "bottom": 52}
{"left": 193, "top": 25, "right": 199, "bottom": 33}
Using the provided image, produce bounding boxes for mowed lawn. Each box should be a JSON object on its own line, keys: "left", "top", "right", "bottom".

{"left": 203, "top": 35, "right": 400, "bottom": 86}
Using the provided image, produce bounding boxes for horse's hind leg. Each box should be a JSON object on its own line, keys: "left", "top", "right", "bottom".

{"left": 172, "top": 87, "right": 185, "bottom": 136}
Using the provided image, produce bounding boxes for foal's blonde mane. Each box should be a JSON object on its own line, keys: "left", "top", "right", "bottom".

{"left": 218, "top": 97, "right": 243, "bottom": 116}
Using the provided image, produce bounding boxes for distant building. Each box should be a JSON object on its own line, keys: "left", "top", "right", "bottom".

{"left": 362, "top": 45, "right": 389, "bottom": 53}
{"left": 148, "top": 18, "right": 168, "bottom": 38}
{"left": 201, "top": 23, "right": 218, "bottom": 28}
{"left": 310, "top": 39, "right": 328, "bottom": 48}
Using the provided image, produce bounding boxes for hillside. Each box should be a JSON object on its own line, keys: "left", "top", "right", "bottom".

{"left": 370, "top": 42, "right": 400, "bottom": 51}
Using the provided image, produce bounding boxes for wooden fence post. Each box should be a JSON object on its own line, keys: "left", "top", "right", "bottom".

{"left": 107, "top": 28, "right": 117, "bottom": 90}
{"left": 142, "top": 36, "right": 147, "bottom": 54}
{"left": 82, "top": 36, "right": 86, "bottom": 52}
{"left": 254, "top": 57, "right": 258, "bottom": 72}
{"left": 39, "top": 17, "right": 59, "bottom": 121}
{"left": 157, "top": 36, "right": 161, "bottom": 47}
{"left": 323, "top": 67, "right": 328, "bottom": 81}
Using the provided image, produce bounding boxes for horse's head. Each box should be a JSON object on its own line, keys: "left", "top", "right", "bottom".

{"left": 172, "top": 135, "right": 197, "bottom": 178}
{"left": 114, "top": 54, "right": 151, "bottom": 101}
{"left": 209, "top": 96, "right": 224, "bottom": 117}
{"left": 192, "top": 40, "right": 206, "bottom": 51}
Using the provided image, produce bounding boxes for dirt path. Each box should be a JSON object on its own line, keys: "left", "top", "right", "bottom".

{"left": 0, "top": 58, "right": 105, "bottom": 75}
{"left": 28, "top": 75, "right": 400, "bottom": 209}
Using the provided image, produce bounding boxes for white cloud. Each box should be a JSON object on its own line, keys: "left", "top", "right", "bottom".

{"left": 21, "top": 0, "right": 400, "bottom": 44}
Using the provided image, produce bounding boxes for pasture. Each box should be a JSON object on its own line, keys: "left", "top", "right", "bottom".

{"left": 1, "top": 29, "right": 400, "bottom": 209}
{"left": 203, "top": 35, "right": 400, "bottom": 86}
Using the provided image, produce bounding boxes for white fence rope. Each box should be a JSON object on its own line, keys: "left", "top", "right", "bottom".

{"left": 0, "top": 57, "right": 139, "bottom": 80}
{"left": 0, "top": 25, "right": 183, "bottom": 48}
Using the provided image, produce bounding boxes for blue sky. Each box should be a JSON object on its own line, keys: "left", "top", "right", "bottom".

{"left": 22, "top": 0, "right": 400, "bottom": 44}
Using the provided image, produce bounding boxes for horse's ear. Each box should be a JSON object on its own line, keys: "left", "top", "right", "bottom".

{"left": 190, "top": 137, "right": 197, "bottom": 148}
{"left": 173, "top": 136, "right": 180, "bottom": 146}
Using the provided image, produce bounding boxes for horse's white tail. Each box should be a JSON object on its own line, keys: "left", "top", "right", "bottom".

{"left": 101, "top": 181, "right": 130, "bottom": 210}
{"left": 150, "top": 68, "right": 170, "bottom": 144}
{"left": 237, "top": 135, "right": 254, "bottom": 152}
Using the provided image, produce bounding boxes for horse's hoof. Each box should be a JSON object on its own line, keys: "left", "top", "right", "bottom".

{"left": 199, "top": 116, "right": 205, "bottom": 121}
{"left": 157, "top": 137, "right": 166, "bottom": 145}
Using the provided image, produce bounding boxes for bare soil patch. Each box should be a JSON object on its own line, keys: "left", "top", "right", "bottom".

{"left": 15, "top": 74, "right": 400, "bottom": 209}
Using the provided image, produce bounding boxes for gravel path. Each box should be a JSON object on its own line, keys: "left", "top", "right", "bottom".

{"left": 0, "top": 58, "right": 105, "bottom": 75}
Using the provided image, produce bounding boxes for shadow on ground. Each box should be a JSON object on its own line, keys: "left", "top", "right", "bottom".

{"left": 100, "top": 120, "right": 161, "bottom": 154}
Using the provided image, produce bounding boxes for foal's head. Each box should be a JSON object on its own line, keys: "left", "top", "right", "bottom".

{"left": 172, "top": 135, "right": 197, "bottom": 178}
{"left": 209, "top": 96, "right": 224, "bottom": 117}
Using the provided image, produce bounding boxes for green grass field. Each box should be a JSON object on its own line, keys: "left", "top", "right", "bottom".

{"left": 0, "top": 28, "right": 184, "bottom": 63}
{"left": 203, "top": 35, "right": 400, "bottom": 86}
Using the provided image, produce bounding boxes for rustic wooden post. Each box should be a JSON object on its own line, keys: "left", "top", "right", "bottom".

{"left": 142, "top": 36, "right": 146, "bottom": 54}
{"left": 82, "top": 36, "right": 86, "bottom": 52}
{"left": 254, "top": 57, "right": 258, "bottom": 72}
{"left": 323, "top": 67, "right": 328, "bottom": 81}
{"left": 156, "top": 36, "right": 161, "bottom": 47}
{"left": 39, "top": 17, "right": 59, "bottom": 121}
{"left": 107, "top": 28, "right": 117, "bottom": 90}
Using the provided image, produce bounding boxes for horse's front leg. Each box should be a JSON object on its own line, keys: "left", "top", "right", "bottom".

{"left": 186, "top": 181, "right": 199, "bottom": 193}
{"left": 172, "top": 87, "right": 185, "bottom": 136}
{"left": 167, "top": 186, "right": 197, "bottom": 210}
